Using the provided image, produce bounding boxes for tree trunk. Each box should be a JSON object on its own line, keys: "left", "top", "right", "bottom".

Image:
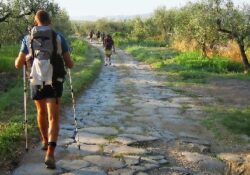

{"left": 237, "top": 39, "right": 250, "bottom": 73}
{"left": 201, "top": 42, "right": 207, "bottom": 57}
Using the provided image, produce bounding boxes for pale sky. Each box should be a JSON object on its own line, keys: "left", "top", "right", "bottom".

{"left": 53, "top": 0, "right": 249, "bottom": 19}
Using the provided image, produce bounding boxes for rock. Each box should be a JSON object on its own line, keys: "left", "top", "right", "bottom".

{"left": 61, "top": 166, "right": 106, "bottom": 175}
{"left": 108, "top": 168, "right": 135, "bottom": 175}
{"left": 57, "top": 159, "right": 90, "bottom": 171}
{"left": 78, "top": 127, "right": 119, "bottom": 136}
{"left": 218, "top": 153, "right": 249, "bottom": 175}
{"left": 181, "top": 152, "right": 226, "bottom": 174}
{"left": 83, "top": 155, "right": 125, "bottom": 170}
{"left": 123, "top": 155, "right": 140, "bottom": 166}
{"left": 104, "top": 144, "right": 147, "bottom": 155}
{"left": 118, "top": 134, "right": 159, "bottom": 144}
{"left": 12, "top": 163, "right": 63, "bottom": 175}
{"left": 78, "top": 132, "right": 109, "bottom": 145}
{"left": 65, "top": 143, "right": 101, "bottom": 157}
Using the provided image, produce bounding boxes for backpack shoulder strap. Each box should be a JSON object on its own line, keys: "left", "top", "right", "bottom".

{"left": 52, "top": 30, "right": 57, "bottom": 58}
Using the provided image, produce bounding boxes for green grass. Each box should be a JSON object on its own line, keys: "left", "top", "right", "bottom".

{"left": 203, "top": 107, "right": 250, "bottom": 139}
{"left": 0, "top": 39, "right": 102, "bottom": 168}
{"left": 0, "top": 44, "right": 19, "bottom": 72}
{"left": 124, "top": 45, "right": 244, "bottom": 85}
{"left": 121, "top": 40, "right": 250, "bottom": 139}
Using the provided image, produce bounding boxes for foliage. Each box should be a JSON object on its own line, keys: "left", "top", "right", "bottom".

{"left": 0, "top": 0, "right": 72, "bottom": 44}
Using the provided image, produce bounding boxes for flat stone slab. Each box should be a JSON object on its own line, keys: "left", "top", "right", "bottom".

{"left": 57, "top": 159, "right": 90, "bottom": 171}
{"left": 66, "top": 143, "right": 101, "bottom": 156}
{"left": 104, "top": 144, "right": 147, "bottom": 155}
{"left": 58, "top": 138, "right": 75, "bottom": 147}
{"left": 61, "top": 166, "right": 106, "bottom": 175}
{"left": 78, "top": 127, "right": 119, "bottom": 136}
{"left": 123, "top": 155, "right": 140, "bottom": 166}
{"left": 118, "top": 134, "right": 159, "bottom": 144}
{"left": 78, "top": 132, "right": 109, "bottom": 145}
{"left": 120, "top": 126, "right": 144, "bottom": 134}
{"left": 83, "top": 155, "right": 125, "bottom": 170}
{"left": 181, "top": 152, "right": 226, "bottom": 174}
{"left": 12, "top": 163, "right": 63, "bottom": 175}
{"left": 108, "top": 168, "right": 135, "bottom": 175}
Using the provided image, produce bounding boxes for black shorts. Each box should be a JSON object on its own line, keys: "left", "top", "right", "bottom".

{"left": 31, "top": 81, "right": 63, "bottom": 100}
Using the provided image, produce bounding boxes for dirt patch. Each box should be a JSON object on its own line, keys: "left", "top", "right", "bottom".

{"left": 181, "top": 78, "right": 250, "bottom": 108}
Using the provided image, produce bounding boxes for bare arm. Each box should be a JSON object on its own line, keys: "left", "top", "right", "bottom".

{"left": 15, "top": 52, "right": 26, "bottom": 69}
{"left": 63, "top": 52, "right": 74, "bottom": 68}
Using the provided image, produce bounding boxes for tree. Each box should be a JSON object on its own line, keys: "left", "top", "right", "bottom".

{"left": 174, "top": 2, "right": 220, "bottom": 56}
{"left": 153, "top": 7, "right": 176, "bottom": 41}
{"left": 130, "top": 17, "right": 147, "bottom": 41}
{"left": 210, "top": 0, "right": 250, "bottom": 72}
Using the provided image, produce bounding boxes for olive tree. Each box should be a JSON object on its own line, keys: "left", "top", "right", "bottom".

{"left": 210, "top": 0, "right": 250, "bottom": 72}
{"left": 174, "top": 2, "right": 220, "bottom": 56}
{"left": 153, "top": 7, "right": 176, "bottom": 41}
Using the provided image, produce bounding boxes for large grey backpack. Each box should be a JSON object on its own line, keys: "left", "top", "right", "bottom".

{"left": 27, "top": 26, "right": 66, "bottom": 86}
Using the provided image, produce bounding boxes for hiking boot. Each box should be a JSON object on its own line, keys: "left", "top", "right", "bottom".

{"left": 44, "top": 155, "right": 56, "bottom": 169}
{"left": 41, "top": 143, "right": 48, "bottom": 151}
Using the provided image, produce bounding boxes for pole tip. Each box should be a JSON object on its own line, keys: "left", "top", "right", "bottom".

{"left": 78, "top": 145, "right": 80, "bottom": 150}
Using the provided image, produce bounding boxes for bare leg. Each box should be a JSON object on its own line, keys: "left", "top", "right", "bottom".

{"left": 46, "top": 98, "right": 60, "bottom": 143}
{"left": 34, "top": 99, "right": 48, "bottom": 145}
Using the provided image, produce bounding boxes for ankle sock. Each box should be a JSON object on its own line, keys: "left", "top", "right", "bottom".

{"left": 47, "top": 142, "right": 56, "bottom": 156}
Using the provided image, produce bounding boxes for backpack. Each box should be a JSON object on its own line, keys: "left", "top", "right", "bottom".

{"left": 26, "top": 26, "right": 66, "bottom": 86}
{"left": 104, "top": 37, "right": 113, "bottom": 50}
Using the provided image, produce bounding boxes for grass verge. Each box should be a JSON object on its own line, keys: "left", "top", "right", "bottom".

{"left": 119, "top": 39, "right": 250, "bottom": 141}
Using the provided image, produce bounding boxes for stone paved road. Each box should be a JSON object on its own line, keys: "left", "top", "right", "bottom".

{"left": 12, "top": 42, "right": 250, "bottom": 175}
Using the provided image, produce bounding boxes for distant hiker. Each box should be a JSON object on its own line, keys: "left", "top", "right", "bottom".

{"left": 89, "top": 30, "right": 94, "bottom": 42}
{"left": 103, "top": 34, "right": 115, "bottom": 66}
{"left": 15, "top": 10, "right": 74, "bottom": 169}
{"left": 96, "top": 31, "right": 101, "bottom": 41}
{"left": 101, "top": 32, "right": 106, "bottom": 45}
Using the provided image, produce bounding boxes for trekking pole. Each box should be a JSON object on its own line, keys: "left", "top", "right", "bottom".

{"left": 23, "top": 65, "right": 28, "bottom": 152}
{"left": 68, "top": 69, "right": 81, "bottom": 150}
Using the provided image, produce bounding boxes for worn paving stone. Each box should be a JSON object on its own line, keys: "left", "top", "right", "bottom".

{"left": 123, "top": 155, "right": 140, "bottom": 166}
{"left": 78, "top": 132, "right": 109, "bottom": 145}
{"left": 104, "top": 144, "right": 147, "bottom": 155}
{"left": 58, "top": 138, "right": 75, "bottom": 147}
{"left": 83, "top": 155, "right": 125, "bottom": 170}
{"left": 115, "top": 136, "right": 136, "bottom": 145}
{"left": 108, "top": 168, "right": 135, "bottom": 175}
{"left": 61, "top": 166, "right": 106, "bottom": 175}
{"left": 120, "top": 127, "right": 144, "bottom": 134}
{"left": 66, "top": 143, "right": 101, "bottom": 156}
{"left": 12, "top": 163, "right": 63, "bottom": 175}
{"left": 118, "top": 134, "right": 159, "bottom": 143}
{"left": 181, "top": 152, "right": 226, "bottom": 174}
{"left": 57, "top": 159, "right": 90, "bottom": 171}
{"left": 78, "top": 127, "right": 119, "bottom": 136}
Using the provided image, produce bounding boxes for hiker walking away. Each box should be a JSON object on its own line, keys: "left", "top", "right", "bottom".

{"left": 101, "top": 32, "right": 106, "bottom": 46}
{"left": 103, "top": 34, "right": 115, "bottom": 66}
{"left": 15, "top": 10, "right": 74, "bottom": 169}
{"left": 96, "top": 30, "right": 101, "bottom": 41}
{"left": 89, "top": 30, "right": 94, "bottom": 42}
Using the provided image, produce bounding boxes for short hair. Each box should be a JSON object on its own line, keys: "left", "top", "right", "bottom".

{"left": 34, "top": 10, "right": 51, "bottom": 25}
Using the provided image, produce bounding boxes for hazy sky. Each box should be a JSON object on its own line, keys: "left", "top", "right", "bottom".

{"left": 53, "top": 0, "right": 249, "bottom": 19}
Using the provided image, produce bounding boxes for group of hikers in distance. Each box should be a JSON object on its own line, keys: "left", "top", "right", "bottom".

{"left": 88, "top": 30, "right": 116, "bottom": 66}
{"left": 14, "top": 9, "right": 116, "bottom": 170}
